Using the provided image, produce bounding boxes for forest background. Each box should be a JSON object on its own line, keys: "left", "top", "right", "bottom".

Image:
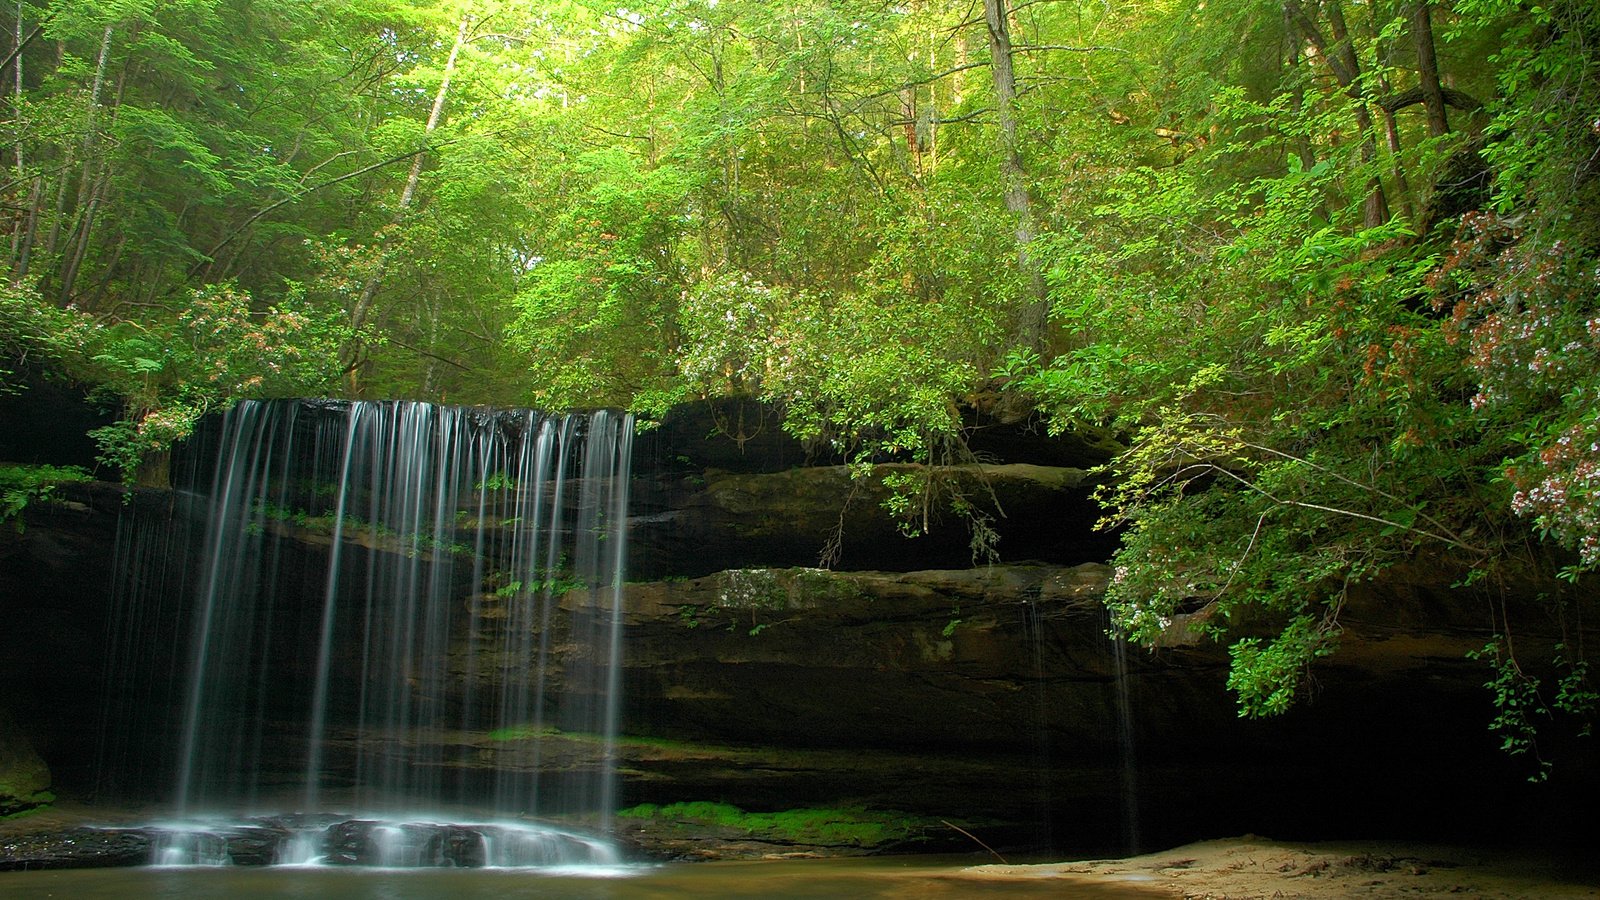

{"left": 2, "top": 0, "right": 1597, "bottom": 764}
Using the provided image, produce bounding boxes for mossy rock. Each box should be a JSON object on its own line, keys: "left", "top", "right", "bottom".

{"left": 0, "top": 707, "right": 52, "bottom": 817}
{"left": 616, "top": 801, "right": 947, "bottom": 857}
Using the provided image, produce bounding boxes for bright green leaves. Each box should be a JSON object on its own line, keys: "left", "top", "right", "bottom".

{"left": 1025, "top": 141, "right": 1510, "bottom": 716}
{"left": 1226, "top": 615, "right": 1340, "bottom": 717}
{"left": 0, "top": 464, "right": 92, "bottom": 533}
{"left": 1466, "top": 637, "right": 1598, "bottom": 782}
{"left": 1451, "top": 0, "right": 1600, "bottom": 213}
{"left": 509, "top": 153, "right": 695, "bottom": 410}
{"left": 3, "top": 279, "right": 346, "bottom": 485}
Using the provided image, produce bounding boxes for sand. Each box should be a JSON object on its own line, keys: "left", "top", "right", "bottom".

{"left": 963, "top": 835, "right": 1598, "bottom": 899}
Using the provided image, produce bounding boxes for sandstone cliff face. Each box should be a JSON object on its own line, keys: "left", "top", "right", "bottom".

{"left": 0, "top": 400, "right": 1594, "bottom": 854}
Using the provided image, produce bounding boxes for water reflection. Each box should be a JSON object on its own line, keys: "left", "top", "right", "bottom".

{"left": 3, "top": 857, "right": 1162, "bottom": 899}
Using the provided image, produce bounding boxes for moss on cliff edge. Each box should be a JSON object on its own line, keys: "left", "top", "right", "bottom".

{"left": 617, "top": 801, "right": 936, "bottom": 848}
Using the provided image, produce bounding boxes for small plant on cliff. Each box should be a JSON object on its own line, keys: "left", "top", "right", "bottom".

{"left": 0, "top": 464, "right": 90, "bottom": 532}
{"left": 1468, "top": 637, "right": 1599, "bottom": 782}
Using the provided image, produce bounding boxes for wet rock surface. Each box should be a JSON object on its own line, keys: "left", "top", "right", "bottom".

{"left": 0, "top": 813, "right": 624, "bottom": 870}
{"left": 0, "top": 827, "right": 151, "bottom": 871}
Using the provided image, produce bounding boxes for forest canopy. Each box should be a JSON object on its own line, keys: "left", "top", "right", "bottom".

{"left": 3, "top": 0, "right": 1597, "bottom": 743}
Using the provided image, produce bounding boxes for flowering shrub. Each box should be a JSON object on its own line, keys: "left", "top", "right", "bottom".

{"left": 3, "top": 281, "right": 347, "bottom": 484}
{"left": 1434, "top": 212, "right": 1600, "bottom": 574}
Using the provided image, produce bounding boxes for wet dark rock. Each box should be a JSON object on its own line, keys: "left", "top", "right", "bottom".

{"left": 0, "top": 827, "right": 151, "bottom": 870}
{"left": 320, "top": 820, "right": 482, "bottom": 867}
{"left": 323, "top": 819, "right": 376, "bottom": 865}
{"left": 445, "top": 826, "right": 488, "bottom": 867}
{"left": 634, "top": 397, "right": 821, "bottom": 475}
{"left": 222, "top": 827, "right": 286, "bottom": 866}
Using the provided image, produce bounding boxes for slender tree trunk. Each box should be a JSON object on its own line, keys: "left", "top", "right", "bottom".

{"left": 1286, "top": 0, "right": 1389, "bottom": 227}
{"left": 1411, "top": 0, "right": 1449, "bottom": 137}
{"left": 62, "top": 41, "right": 129, "bottom": 305}
{"left": 14, "top": 175, "right": 40, "bottom": 281}
{"left": 1323, "top": 0, "right": 1389, "bottom": 227}
{"left": 397, "top": 17, "right": 466, "bottom": 211}
{"left": 40, "top": 43, "right": 77, "bottom": 267}
{"left": 47, "top": 23, "right": 113, "bottom": 300}
{"left": 58, "top": 162, "right": 107, "bottom": 302}
{"left": 1283, "top": 8, "right": 1329, "bottom": 223}
{"left": 345, "top": 14, "right": 469, "bottom": 392}
{"left": 42, "top": 150, "right": 71, "bottom": 263}
{"left": 9, "top": 0, "right": 25, "bottom": 274}
{"left": 981, "top": 0, "right": 1048, "bottom": 352}
{"left": 10, "top": 0, "right": 22, "bottom": 174}
{"left": 1366, "top": 16, "right": 1415, "bottom": 221}
{"left": 1376, "top": 93, "right": 1414, "bottom": 220}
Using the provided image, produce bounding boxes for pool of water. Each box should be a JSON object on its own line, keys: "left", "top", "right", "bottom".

{"left": 1, "top": 856, "right": 1162, "bottom": 899}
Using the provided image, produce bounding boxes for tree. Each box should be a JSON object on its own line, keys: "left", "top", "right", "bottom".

{"left": 981, "top": 0, "right": 1046, "bottom": 351}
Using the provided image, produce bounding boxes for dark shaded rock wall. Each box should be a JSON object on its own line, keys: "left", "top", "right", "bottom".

{"left": 0, "top": 399, "right": 1595, "bottom": 855}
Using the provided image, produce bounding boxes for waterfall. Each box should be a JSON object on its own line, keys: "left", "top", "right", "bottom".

{"left": 155, "top": 399, "right": 632, "bottom": 833}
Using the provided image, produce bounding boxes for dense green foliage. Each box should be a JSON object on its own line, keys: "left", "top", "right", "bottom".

{"left": 0, "top": 462, "right": 88, "bottom": 529}
{"left": 3, "top": 0, "right": 1596, "bottom": 736}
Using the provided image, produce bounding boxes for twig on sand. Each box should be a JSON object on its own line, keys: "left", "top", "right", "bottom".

{"left": 942, "top": 820, "right": 1008, "bottom": 864}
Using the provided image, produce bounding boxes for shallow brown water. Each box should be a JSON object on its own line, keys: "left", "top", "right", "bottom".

{"left": 0, "top": 857, "right": 1163, "bottom": 899}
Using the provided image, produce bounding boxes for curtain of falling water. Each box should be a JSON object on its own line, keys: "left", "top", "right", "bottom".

{"left": 174, "top": 401, "right": 307, "bottom": 811}
{"left": 164, "top": 400, "right": 632, "bottom": 818}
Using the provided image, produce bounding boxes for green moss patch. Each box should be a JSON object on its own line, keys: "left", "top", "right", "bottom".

{"left": 617, "top": 801, "right": 936, "bottom": 848}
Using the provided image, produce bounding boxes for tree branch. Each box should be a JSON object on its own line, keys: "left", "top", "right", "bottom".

{"left": 189, "top": 141, "right": 459, "bottom": 278}
{"left": 1012, "top": 44, "right": 1128, "bottom": 54}
{"left": 0, "top": 23, "right": 43, "bottom": 79}
{"left": 1378, "top": 85, "right": 1483, "bottom": 115}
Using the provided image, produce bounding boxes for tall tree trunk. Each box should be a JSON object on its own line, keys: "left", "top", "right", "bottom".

{"left": 345, "top": 14, "right": 470, "bottom": 392}
{"left": 1286, "top": 0, "right": 1389, "bottom": 227}
{"left": 10, "top": 0, "right": 22, "bottom": 173}
{"left": 13, "top": 175, "right": 40, "bottom": 282}
{"left": 1377, "top": 103, "right": 1415, "bottom": 221}
{"left": 58, "top": 162, "right": 107, "bottom": 303}
{"left": 60, "top": 27, "right": 128, "bottom": 305}
{"left": 1366, "top": 14, "right": 1415, "bottom": 221}
{"left": 45, "top": 23, "right": 113, "bottom": 299}
{"left": 1283, "top": 8, "right": 1329, "bottom": 223}
{"left": 1323, "top": 0, "right": 1389, "bottom": 227}
{"left": 1411, "top": 0, "right": 1449, "bottom": 137}
{"left": 981, "top": 0, "right": 1048, "bottom": 352}
{"left": 9, "top": 0, "right": 25, "bottom": 275}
